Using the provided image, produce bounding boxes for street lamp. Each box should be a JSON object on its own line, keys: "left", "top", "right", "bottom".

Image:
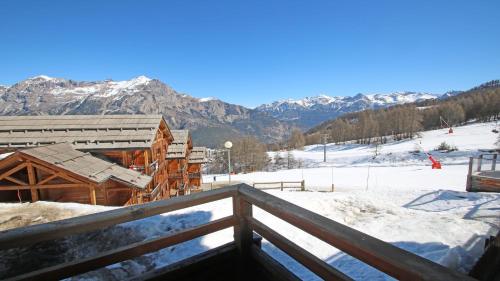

{"left": 224, "top": 141, "right": 233, "bottom": 184}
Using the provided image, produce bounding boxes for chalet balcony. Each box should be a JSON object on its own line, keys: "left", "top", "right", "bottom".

{"left": 0, "top": 184, "right": 473, "bottom": 281}
{"left": 168, "top": 172, "right": 185, "bottom": 179}
{"left": 188, "top": 172, "right": 201, "bottom": 179}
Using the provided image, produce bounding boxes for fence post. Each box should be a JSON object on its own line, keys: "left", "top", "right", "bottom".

{"left": 301, "top": 180, "right": 305, "bottom": 191}
{"left": 233, "top": 191, "right": 253, "bottom": 278}
{"left": 492, "top": 154, "right": 497, "bottom": 171}
{"left": 281, "top": 182, "right": 284, "bottom": 191}
{"left": 466, "top": 157, "right": 473, "bottom": 192}
{"left": 477, "top": 155, "right": 483, "bottom": 172}
{"left": 331, "top": 184, "right": 334, "bottom": 192}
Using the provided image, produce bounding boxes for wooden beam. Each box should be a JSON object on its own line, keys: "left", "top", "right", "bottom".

{"left": 121, "top": 151, "right": 128, "bottom": 167}
{"left": 0, "top": 154, "right": 23, "bottom": 170}
{"left": 30, "top": 162, "right": 86, "bottom": 184}
{"left": 37, "top": 173, "right": 60, "bottom": 185}
{"left": 0, "top": 183, "right": 85, "bottom": 191}
{"left": 238, "top": 184, "right": 474, "bottom": 281}
{"left": 248, "top": 216, "right": 353, "bottom": 280}
{"left": 27, "top": 163, "right": 38, "bottom": 202}
{"left": 0, "top": 186, "right": 238, "bottom": 250}
{"left": 89, "top": 185, "right": 97, "bottom": 205}
{"left": 5, "top": 176, "right": 28, "bottom": 186}
{"left": 0, "top": 163, "right": 27, "bottom": 181}
{"left": 144, "top": 149, "right": 150, "bottom": 175}
{"left": 233, "top": 194, "right": 253, "bottom": 279}
{"left": 6, "top": 216, "right": 236, "bottom": 281}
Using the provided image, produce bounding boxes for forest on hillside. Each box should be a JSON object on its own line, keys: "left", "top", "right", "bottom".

{"left": 304, "top": 84, "right": 499, "bottom": 145}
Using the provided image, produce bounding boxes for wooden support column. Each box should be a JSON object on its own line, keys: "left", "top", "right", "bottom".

{"left": 122, "top": 151, "right": 129, "bottom": 167}
{"left": 144, "top": 150, "right": 150, "bottom": 175}
{"left": 27, "top": 162, "right": 39, "bottom": 202}
{"left": 233, "top": 194, "right": 253, "bottom": 279}
{"left": 89, "top": 185, "right": 97, "bottom": 205}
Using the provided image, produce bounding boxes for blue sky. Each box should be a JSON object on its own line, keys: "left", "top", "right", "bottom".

{"left": 0, "top": 0, "right": 499, "bottom": 108}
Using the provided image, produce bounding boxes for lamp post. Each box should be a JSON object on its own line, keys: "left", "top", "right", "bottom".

{"left": 224, "top": 141, "right": 233, "bottom": 184}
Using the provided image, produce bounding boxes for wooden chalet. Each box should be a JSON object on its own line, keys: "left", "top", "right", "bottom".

{"left": 166, "top": 130, "right": 193, "bottom": 196}
{"left": 0, "top": 143, "right": 152, "bottom": 205}
{"left": 0, "top": 115, "right": 174, "bottom": 204}
{"left": 188, "top": 146, "right": 207, "bottom": 191}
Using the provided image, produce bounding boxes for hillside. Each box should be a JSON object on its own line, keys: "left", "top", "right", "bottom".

{"left": 0, "top": 76, "right": 292, "bottom": 147}
{"left": 305, "top": 81, "right": 500, "bottom": 145}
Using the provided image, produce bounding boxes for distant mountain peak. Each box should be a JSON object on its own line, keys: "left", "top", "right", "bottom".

{"left": 256, "top": 91, "right": 439, "bottom": 129}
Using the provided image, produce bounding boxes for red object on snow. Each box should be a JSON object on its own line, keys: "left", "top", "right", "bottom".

{"left": 428, "top": 155, "right": 442, "bottom": 169}
{"left": 448, "top": 128, "right": 453, "bottom": 134}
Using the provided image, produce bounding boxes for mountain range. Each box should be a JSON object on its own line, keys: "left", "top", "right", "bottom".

{"left": 0, "top": 75, "right": 487, "bottom": 147}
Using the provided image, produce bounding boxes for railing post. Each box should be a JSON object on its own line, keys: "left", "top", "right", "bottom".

{"left": 466, "top": 157, "right": 473, "bottom": 192}
{"left": 301, "top": 180, "right": 305, "bottom": 191}
{"left": 281, "top": 182, "right": 283, "bottom": 191}
{"left": 233, "top": 191, "right": 253, "bottom": 279}
{"left": 492, "top": 154, "right": 497, "bottom": 171}
{"left": 477, "top": 155, "right": 483, "bottom": 172}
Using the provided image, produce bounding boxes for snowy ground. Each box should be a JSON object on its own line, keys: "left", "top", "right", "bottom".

{"left": 0, "top": 122, "right": 499, "bottom": 280}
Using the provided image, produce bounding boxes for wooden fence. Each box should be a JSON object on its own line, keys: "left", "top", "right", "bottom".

{"left": 252, "top": 180, "right": 305, "bottom": 191}
{"left": 466, "top": 153, "right": 500, "bottom": 192}
{"left": 0, "top": 184, "right": 473, "bottom": 281}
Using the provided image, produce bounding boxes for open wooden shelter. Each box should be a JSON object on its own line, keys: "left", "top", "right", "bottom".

{"left": 188, "top": 146, "right": 207, "bottom": 191}
{"left": 0, "top": 115, "right": 174, "bottom": 203}
{"left": 166, "top": 130, "right": 193, "bottom": 196}
{"left": 0, "top": 143, "right": 152, "bottom": 205}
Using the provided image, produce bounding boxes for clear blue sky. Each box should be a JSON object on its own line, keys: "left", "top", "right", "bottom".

{"left": 1, "top": 0, "right": 499, "bottom": 108}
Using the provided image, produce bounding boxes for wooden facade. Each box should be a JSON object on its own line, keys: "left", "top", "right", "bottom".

{"left": 0, "top": 143, "right": 152, "bottom": 206}
{"left": 166, "top": 130, "right": 193, "bottom": 196}
{"left": 188, "top": 146, "right": 207, "bottom": 191}
{"left": 0, "top": 115, "right": 174, "bottom": 205}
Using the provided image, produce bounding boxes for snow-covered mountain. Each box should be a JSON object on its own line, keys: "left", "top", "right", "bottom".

{"left": 0, "top": 75, "right": 292, "bottom": 147}
{"left": 255, "top": 92, "right": 439, "bottom": 129}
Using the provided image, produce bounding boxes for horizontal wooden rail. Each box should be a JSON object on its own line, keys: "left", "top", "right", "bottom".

{"left": 6, "top": 216, "right": 236, "bottom": 281}
{"left": 238, "top": 185, "right": 473, "bottom": 281}
{"left": 248, "top": 216, "right": 353, "bottom": 281}
{"left": 0, "top": 186, "right": 237, "bottom": 250}
{"left": 253, "top": 180, "right": 305, "bottom": 191}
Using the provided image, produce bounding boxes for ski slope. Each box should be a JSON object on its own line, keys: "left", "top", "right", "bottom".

{"left": 0, "top": 122, "right": 498, "bottom": 280}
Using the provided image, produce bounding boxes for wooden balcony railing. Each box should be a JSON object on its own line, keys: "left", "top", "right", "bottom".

{"left": 0, "top": 184, "right": 474, "bottom": 281}
{"left": 188, "top": 172, "right": 201, "bottom": 179}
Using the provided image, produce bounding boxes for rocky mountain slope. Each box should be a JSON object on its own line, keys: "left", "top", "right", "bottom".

{"left": 255, "top": 92, "right": 439, "bottom": 129}
{"left": 0, "top": 76, "right": 291, "bottom": 147}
